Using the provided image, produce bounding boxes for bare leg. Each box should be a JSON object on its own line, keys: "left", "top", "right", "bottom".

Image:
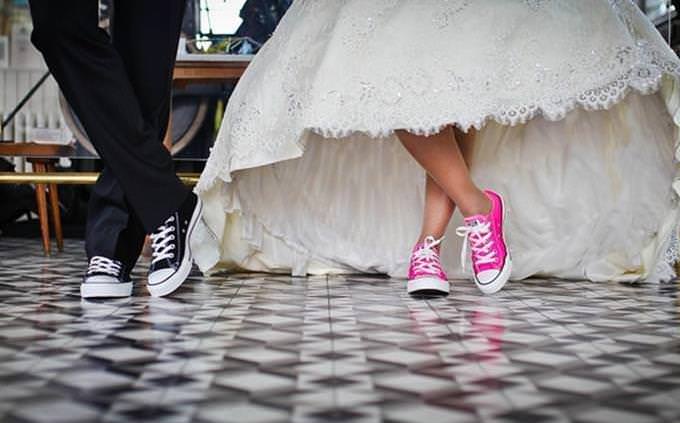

{"left": 455, "top": 128, "right": 476, "bottom": 165}
{"left": 413, "top": 128, "right": 479, "bottom": 242}
{"left": 398, "top": 126, "right": 489, "bottom": 220}
{"left": 419, "top": 174, "right": 455, "bottom": 241}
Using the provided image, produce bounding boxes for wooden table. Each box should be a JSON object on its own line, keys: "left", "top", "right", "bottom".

{"left": 0, "top": 142, "right": 201, "bottom": 255}
{"left": 163, "top": 57, "right": 251, "bottom": 149}
{"left": 173, "top": 59, "right": 250, "bottom": 85}
{"left": 0, "top": 142, "right": 75, "bottom": 255}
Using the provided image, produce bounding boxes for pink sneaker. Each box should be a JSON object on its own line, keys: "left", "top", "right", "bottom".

{"left": 455, "top": 190, "right": 512, "bottom": 294}
{"left": 407, "top": 236, "right": 449, "bottom": 295}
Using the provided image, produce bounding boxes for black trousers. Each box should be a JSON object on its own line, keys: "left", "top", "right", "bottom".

{"left": 29, "top": 0, "right": 190, "bottom": 273}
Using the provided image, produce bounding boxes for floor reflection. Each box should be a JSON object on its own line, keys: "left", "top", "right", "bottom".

{"left": 0, "top": 237, "right": 678, "bottom": 423}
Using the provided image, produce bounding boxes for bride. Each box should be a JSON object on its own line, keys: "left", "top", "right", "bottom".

{"left": 191, "top": 0, "right": 680, "bottom": 294}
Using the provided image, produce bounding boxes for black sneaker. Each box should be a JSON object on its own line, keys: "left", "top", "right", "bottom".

{"left": 81, "top": 256, "right": 133, "bottom": 298}
{"left": 147, "top": 193, "right": 202, "bottom": 297}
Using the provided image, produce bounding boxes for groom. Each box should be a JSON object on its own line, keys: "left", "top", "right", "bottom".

{"left": 28, "top": 0, "right": 202, "bottom": 298}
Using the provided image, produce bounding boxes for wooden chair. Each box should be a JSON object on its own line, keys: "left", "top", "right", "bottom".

{"left": 0, "top": 142, "right": 75, "bottom": 256}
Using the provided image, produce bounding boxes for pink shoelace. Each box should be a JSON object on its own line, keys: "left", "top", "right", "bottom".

{"left": 410, "top": 236, "right": 446, "bottom": 278}
{"left": 455, "top": 219, "right": 498, "bottom": 272}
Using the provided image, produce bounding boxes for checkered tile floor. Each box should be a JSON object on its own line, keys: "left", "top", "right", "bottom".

{"left": 0, "top": 237, "right": 679, "bottom": 423}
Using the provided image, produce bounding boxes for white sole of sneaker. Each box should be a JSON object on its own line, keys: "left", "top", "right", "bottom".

{"left": 474, "top": 192, "right": 512, "bottom": 295}
{"left": 81, "top": 281, "right": 132, "bottom": 298}
{"left": 147, "top": 198, "right": 203, "bottom": 298}
{"left": 407, "top": 277, "right": 450, "bottom": 295}
{"left": 475, "top": 258, "right": 512, "bottom": 295}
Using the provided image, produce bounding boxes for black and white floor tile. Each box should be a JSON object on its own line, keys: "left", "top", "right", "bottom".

{"left": 0, "top": 237, "right": 679, "bottom": 423}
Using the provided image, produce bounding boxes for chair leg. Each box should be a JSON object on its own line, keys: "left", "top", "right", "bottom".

{"left": 33, "top": 162, "right": 51, "bottom": 256}
{"left": 46, "top": 163, "right": 64, "bottom": 252}
{"left": 49, "top": 186, "right": 64, "bottom": 252}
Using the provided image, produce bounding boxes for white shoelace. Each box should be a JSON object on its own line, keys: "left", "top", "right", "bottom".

{"left": 412, "top": 236, "right": 445, "bottom": 274}
{"left": 151, "top": 215, "right": 176, "bottom": 265}
{"left": 88, "top": 256, "right": 122, "bottom": 276}
{"left": 455, "top": 220, "right": 497, "bottom": 271}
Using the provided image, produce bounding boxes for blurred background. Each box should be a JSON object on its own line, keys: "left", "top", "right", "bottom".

{"left": 0, "top": 0, "right": 676, "bottom": 240}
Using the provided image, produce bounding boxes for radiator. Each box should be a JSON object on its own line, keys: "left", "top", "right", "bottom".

{"left": 1, "top": 68, "right": 72, "bottom": 171}
{"left": 0, "top": 67, "right": 70, "bottom": 143}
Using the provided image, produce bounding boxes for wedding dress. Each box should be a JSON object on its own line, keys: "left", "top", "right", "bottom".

{"left": 192, "top": 0, "right": 680, "bottom": 282}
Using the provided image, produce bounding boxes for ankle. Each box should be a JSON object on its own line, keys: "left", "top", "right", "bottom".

{"left": 417, "top": 232, "right": 445, "bottom": 244}
{"left": 459, "top": 191, "right": 491, "bottom": 217}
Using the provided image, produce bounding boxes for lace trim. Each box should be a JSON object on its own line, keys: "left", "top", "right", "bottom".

{"left": 649, "top": 225, "right": 679, "bottom": 282}
{"left": 308, "top": 48, "right": 679, "bottom": 140}
{"left": 198, "top": 65, "right": 680, "bottom": 195}
{"left": 664, "top": 229, "right": 680, "bottom": 266}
